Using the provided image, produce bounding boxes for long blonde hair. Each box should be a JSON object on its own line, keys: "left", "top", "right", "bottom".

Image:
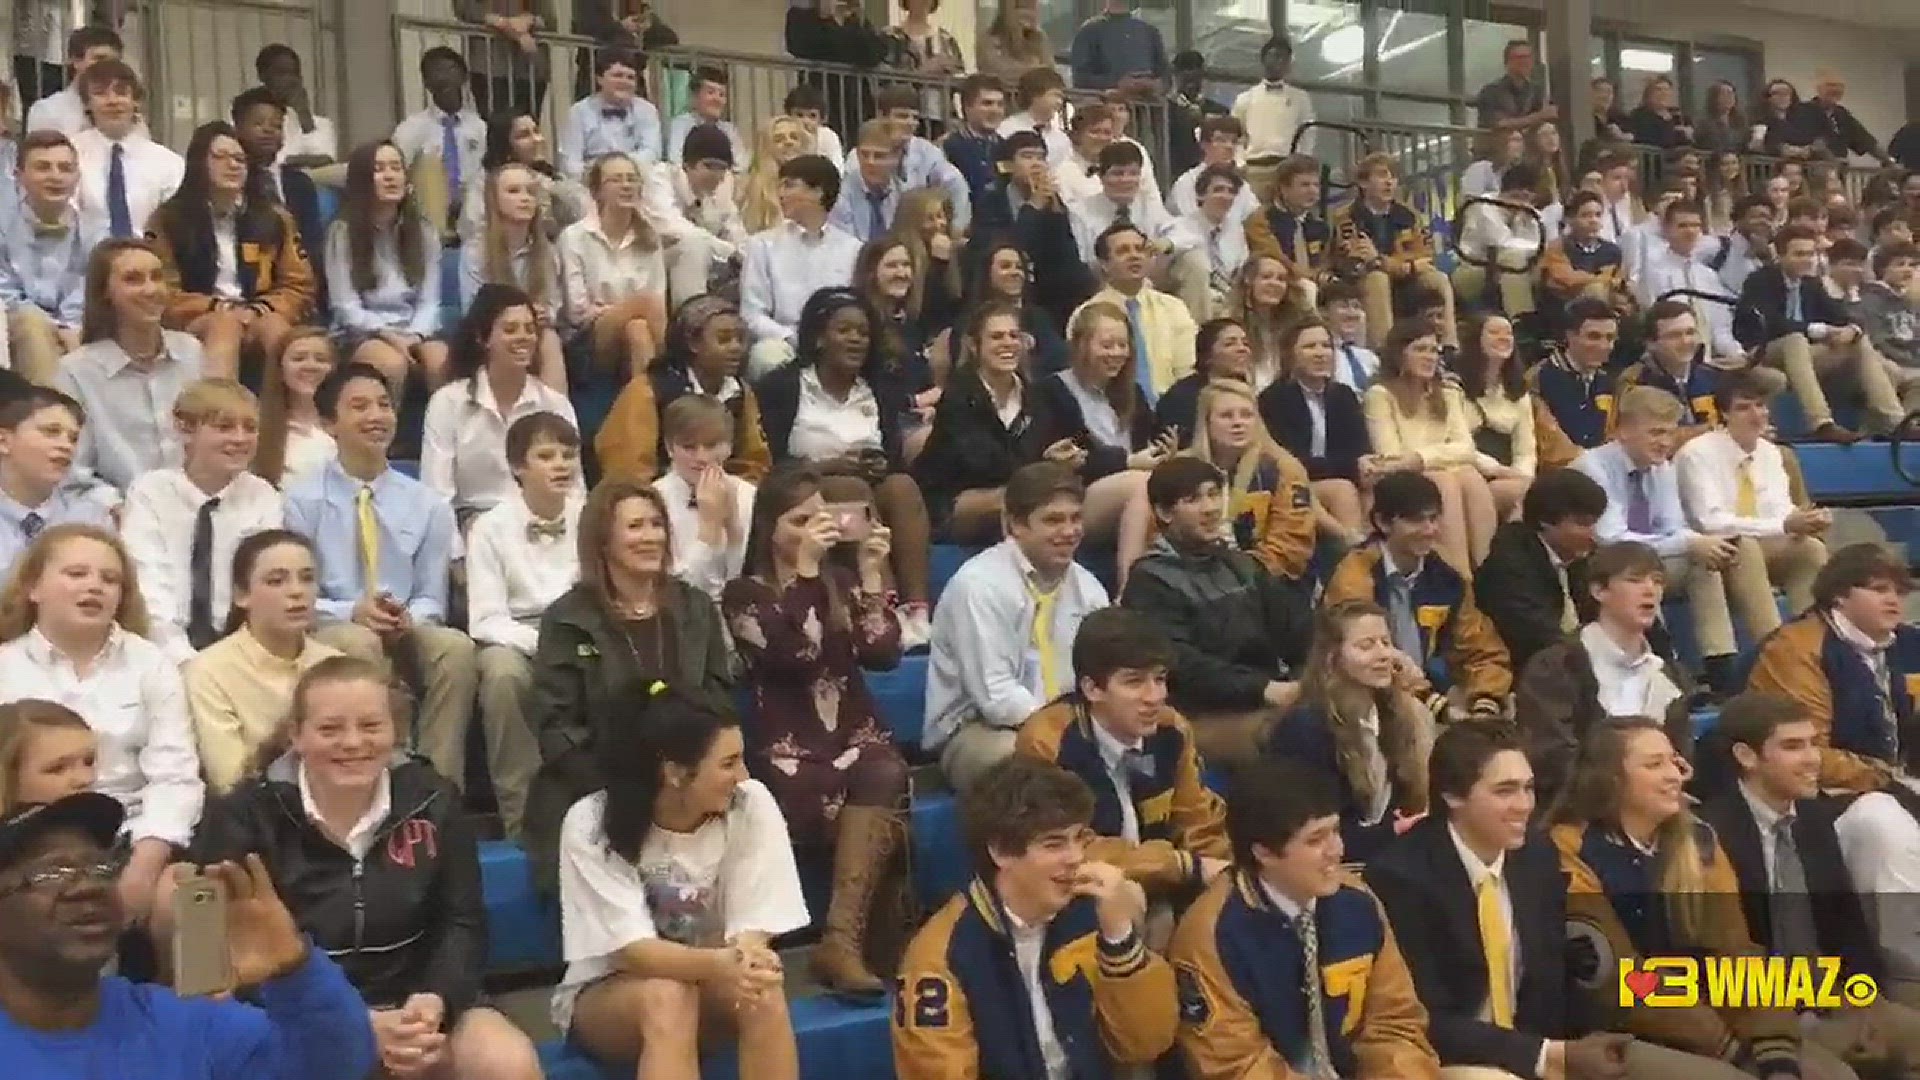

{"left": 0, "top": 524, "right": 152, "bottom": 642}
{"left": 741, "top": 116, "right": 808, "bottom": 233}
{"left": 1228, "top": 256, "right": 1305, "bottom": 380}
{"left": 1296, "top": 600, "right": 1433, "bottom": 814}
{"left": 0, "top": 700, "right": 91, "bottom": 814}
{"left": 1066, "top": 301, "right": 1141, "bottom": 432}
{"left": 892, "top": 188, "right": 964, "bottom": 300}
{"left": 586, "top": 151, "right": 660, "bottom": 252}
{"left": 253, "top": 326, "right": 334, "bottom": 485}
{"left": 482, "top": 162, "right": 557, "bottom": 303}
{"left": 1552, "top": 716, "right": 1710, "bottom": 940}
{"left": 1188, "top": 379, "right": 1293, "bottom": 509}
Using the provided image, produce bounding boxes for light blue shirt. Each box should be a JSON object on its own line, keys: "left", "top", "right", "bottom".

{"left": 283, "top": 459, "right": 457, "bottom": 625}
{"left": 827, "top": 176, "right": 904, "bottom": 243}
{"left": 739, "top": 220, "right": 863, "bottom": 344}
{"left": 664, "top": 114, "right": 747, "bottom": 167}
{"left": 323, "top": 217, "right": 443, "bottom": 337}
{"left": 558, "top": 94, "right": 663, "bottom": 179}
{"left": 842, "top": 136, "right": 972, "bottom": 232}
{"left": 0, "top": 481, "right": 118, "bottom": 580}
{"left": 1572, "top": 440, "right": 1699, "bottom": 557}
{"left": 0, "top": 196, "right": 98, "bottom": 327}
{"left": 54, "top": 333, "right": 207, "bottom": 490}
{"left": 458, "top": 235, "right": 565, "bottom": 312}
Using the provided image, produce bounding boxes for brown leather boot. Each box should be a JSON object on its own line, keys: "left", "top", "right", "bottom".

{"left": 811, "top": 805, "right": 903, "bottom": 997}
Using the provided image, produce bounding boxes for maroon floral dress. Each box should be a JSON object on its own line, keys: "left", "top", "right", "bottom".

{"left": 721, "top": 568, "right": 910, "bottom": 846}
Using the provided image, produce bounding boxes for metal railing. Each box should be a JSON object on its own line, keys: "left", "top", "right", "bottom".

{"left": 138, "top": 0, "right": 332, "bottom": 148}
{"left": 1588, "top": 138, "right": 1884, "bottom": 208}
{"left": 392, "top": 16, "right": 1179, "bottom": 178}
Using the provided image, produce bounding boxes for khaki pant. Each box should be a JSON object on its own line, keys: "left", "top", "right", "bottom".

{"left": 1451, "top": 265, "right": 1538, "bottom": 318}
{"left": 1805, "top": 999, "right": 1920, "bottom": 1077}
{"left": 1756, "top": 534, "right": 1827, "bottom": 615}
{"left": 7, "top": 306, "right": 62, "bottom": 386}
{"left": 1763, "top": 333, "right": 1907, "bottom": 432}
{"left": 476, "top": 644, "right": 541, "bottom": 840}
{"left": 316, "top": 621, "right": 479, "bottom": 790}
{"left": 1662, "top": 538, "right": 1780, "bottom": 659}
{"left": 1360, "top": 267, "right": 1456, "bottom": 349}
{"left": 937, "top": 721, "right": 1018, "bottom": 793}
{"left": 1154, "top": 246, "right": 1214, "bottom": 324}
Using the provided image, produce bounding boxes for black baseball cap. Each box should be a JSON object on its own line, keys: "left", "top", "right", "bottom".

{"left": 0, "top": 793, "right": 124, "bottom": 871}
{"left": 682, "top": 122, "right": 735, "bottom": 169}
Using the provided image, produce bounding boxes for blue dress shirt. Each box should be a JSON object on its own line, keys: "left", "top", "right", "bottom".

{"left": 558, "top": 93, "right": 663, "bottom": 179}
{"left": 0, "top": 195, "right": 99, "bottom": 327}
{"left": 843, "top": 136, "right": 973, "bottom": 232}
{"left": 1572, "top": 440, "right": 1699, "bottom": 557}
{"left": 0, "top": 482, "right": 118, "bottom": 581}
{"left": 282, "top": 460, "right": 457, "bottom": 625}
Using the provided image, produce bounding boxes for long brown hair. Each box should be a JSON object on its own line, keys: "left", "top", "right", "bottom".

{"left": 253, "top": 326, "right": 334, "bottom": 485}
{"left": 891, "top": 188, "right": 963, "bottom": 300}
{"left": 1228, "top": 256, "right": 1304, "bottom": 377}
{"left": 577, "top": 479, "right": 676, "bottom": 614}
{"left": 0, "top": 700, "right": 91, "bottom": 814}
{"left": 79, "top": 238, "right": 166, "bottom": 345}
{"left": 854, "top": 238, "right": 924, "bottom": 354}
{"left": 1066, "top": 301, "right": 1140, "bottom": 432}
{"left": 1296, "top": 599, "right": 1432, "bottom": 815}
{"left": 1378, "top": 321, "right": 1447, "bottom": 421}
{"left": 1550, "top": 716, "right": 1709, "bottom": 936}
{"left": 1279, "top": 316, "right": 1333, "bottom": 383}
{"left": 740, "top": 465, "right": 852, "bottom": 634}
{"left": 0, "top": 524, "right": 152, "bottom": 641}
{"left": 340, "top": 139, "right": 429, "bottom": 296}
{"left": 482, "top": 162, "right": 557, "bottom": 303}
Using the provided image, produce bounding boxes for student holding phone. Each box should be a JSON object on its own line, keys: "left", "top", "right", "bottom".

{"left": 1037, "top": 300, "right": 1176, "bottom": 588}
{"left": 755, "top": 287, "right": 934, "bottom": 646}
{"left": 190, "top": 655, "right": 542, "bottom": 1079}
{"left": 721, "top": 465, "right": 908, "bottom": 996}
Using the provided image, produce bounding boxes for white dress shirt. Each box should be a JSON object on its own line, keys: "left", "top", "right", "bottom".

{"left": 281, "top": 424, "right": 338, "bottom": 489}
{"left": 647, "top": 163, "right": 749, "bottom": 259}
{"left": 1054, "top": 141, "right": 1162, "bottom": 208}
{"left": 71, "top": 128, "right": 186, "bottom": 238}
{"left": 1168, "top": 162, "right": 1258, "bottom": 221}
{"left": 391, "top": 104, "right": 487, "bottom": 191}
{"left": 299, "top": 761, "right": 392, "bottom": 860}
{"left": 277, "top": 114, "right": 340, "bottom": 165}
{"left": 1231, "top": 81, "right": 1316, "bottom": 157}
{"left": 1167, "top": 210, "right": 1251, "bottom": 287}
{"left": 465, "top": 489, "right": 584, "bottom": 654}
{"left": 1066, "top": 188, "right": 1175, "bottom": 264}
{"left": 1635, "top": 243, "right": 1744, "bottom": 360}
{"left": 1457, "top": 203, "right": 1544, "bottom": 270}
{"left": 557, "top": 216, "right": 669, "bottom": 327}
{"left": 419, "top": 375, "right": 581, "bottom": 515}
{"left": 739, "top": 219, "right": 862, "bottom": 344}
{"left": 1675, "top": 429, "right": 1794, "bottom": 538}
{"left": 1580, "top": 621, "right": 1682, "bottom": 720}
{"left": 0, "top": 626, "right": 204, "bottom": 846}
{"left": 788, "top": 367, "right": 884, "bottom": 462}
{"left": 1007, "top": 908, "right": 1074, "bottom": 1080}
{"left": 653, "top": 469, "right": 754, "bottom": 601}
{"left": 121, "top": 469, "right": 285, "bottom": 663}
{"left": 1090, "top": 719, "right": 1143, "bottom": 842}
{"left": 996, "top": 111, "right": 1072, "bottom": 167}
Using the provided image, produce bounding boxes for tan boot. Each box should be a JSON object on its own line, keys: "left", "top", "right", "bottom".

{"left": 811, "top": 805, "right": 902, "bottom": 997}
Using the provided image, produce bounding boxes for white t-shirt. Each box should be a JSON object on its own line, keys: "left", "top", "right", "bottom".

{"left": 551, "top": 780, "right": 810, "bottom": 1031}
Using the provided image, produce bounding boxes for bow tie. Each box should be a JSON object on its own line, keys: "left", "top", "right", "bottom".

{"left": 31, "top": 220, "right": 70, "bottom": 239}
{"left": 526, "top": 518, "right": 568, "bottom": 543}
{"left": 1119, "top": 748, "right": 1157, "bottom": 782}
{"left": 602, "top": 106, "right": 630, "bottom": 120}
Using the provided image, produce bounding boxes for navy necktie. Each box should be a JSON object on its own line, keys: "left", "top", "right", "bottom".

{"left": 187, "top": 497, "right": 222, "bottom": 650}
{"left": 20, "top": 511, "right": 44, "bottom": 542}
{"left": 867, "top": 189, "right": 888, "bottom": 240}
{"left": 1342, "top": 343, "right": 1367, "bottom": 389}
{"left": 107, "top": 144, "right": 133, "bottom": 238}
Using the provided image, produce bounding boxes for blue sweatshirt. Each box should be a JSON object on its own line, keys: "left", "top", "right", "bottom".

{"left": 0, "top": 949, "right": 377, "bottom": 1080}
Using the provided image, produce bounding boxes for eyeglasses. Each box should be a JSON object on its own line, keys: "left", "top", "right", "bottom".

{"left": 0, "top": 852, "right": 127, "bottom": 900}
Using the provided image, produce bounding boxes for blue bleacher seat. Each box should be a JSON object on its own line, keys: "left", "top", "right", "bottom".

{"left": 868, "top": 652, "right": 928, "bottom": 750}
{"left": 1866, "top": 505, "right": 1920, "bottom": 562}
{"left": 479, "top": 840, "right": 562, "bottom": 972}
{"left": 440, "top": 248, "right": 464, "bottom": 328}
{"left": 391, "top": 459, "right": 420, "bottom": 479}
{"left": 910, "top": 790, "right": 967, "bottom": 910}
{"left": 928, "top": 544, "right": 975, "bottom": 601}
{"left": 1793, "top": 443, "right": 1920, "bottom": 502}
{"left": 537, "top": 995, "right": 892, "bottom": 1080}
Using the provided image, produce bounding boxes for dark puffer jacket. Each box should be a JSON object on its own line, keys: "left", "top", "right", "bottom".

{"left": 190, "top": 752, "right": 483, "bottom": 1024}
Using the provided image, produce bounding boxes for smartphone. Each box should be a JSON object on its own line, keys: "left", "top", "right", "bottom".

{"left": 171, "top": 869, "right": 233, "bottom": 997}
{"left": 824, "top": 501, "right": 872, "bottom": 541}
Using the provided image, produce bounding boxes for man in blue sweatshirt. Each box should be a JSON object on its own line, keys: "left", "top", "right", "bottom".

{"left": 0, "top": 793, "right": 377, "bottom": 1079}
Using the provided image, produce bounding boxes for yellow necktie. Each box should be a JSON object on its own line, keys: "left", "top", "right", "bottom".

{"left": 1735, "top": 457, "right": 1758, "bottom": 518}
{"left": 1028, "top": 581, "right": 1062, "bottom": 700}
{"left": 1478, "top": 873, "right": 1514, "bottom": 1028}
{"left": 1554, "top": 561, "right": 1579, "bottom": 632}
{"left": 356, "top": 485, "right": 380, "bottom": 595}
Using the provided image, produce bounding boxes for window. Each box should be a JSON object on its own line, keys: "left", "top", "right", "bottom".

{"left": 1286, "top": 0, "right": 1366, "bottom": 89}
{"left": 1462, "top": 21, "right": 1534, "bottom": 102}
{"left": 1689, "top": 48, "right": 1759, "bottom": 118}
{"left": 1369, "top": 8, "right": 1452, "bottom": 98}
{"left": 1616, "top": 39, "right": 1679, "bottom": 112}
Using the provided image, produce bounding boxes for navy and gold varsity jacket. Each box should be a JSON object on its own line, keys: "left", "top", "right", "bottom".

{"left": 1330, "top": 199, "right": 1435, "bottom": 281}
{"left": 1247, "top": 203, "right": 1333, "bottom": 283}
{"left": 892, "top": 878, "right": 1179, "bottom": 1080}
{"left": 1747, "top": 613, "right": 1920, "bottom": 793}
{"left": 1170, "top": 868, "right": 1438, "bottom": 1080}
{"left": 1554, "top": 820, "right": 1802, "bottom": 1076}
{"left": 1615, "top": 357, "right": 1723, "bottom": 436}
{"left": 1323, "top": 542, "right": 1512, "bottom": 710}
{"left": 1528, "top": 354, "right": 1617, "bottom": 450}
{"left": 1016, "top": 696, "right": 1230, "bottom": 895}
